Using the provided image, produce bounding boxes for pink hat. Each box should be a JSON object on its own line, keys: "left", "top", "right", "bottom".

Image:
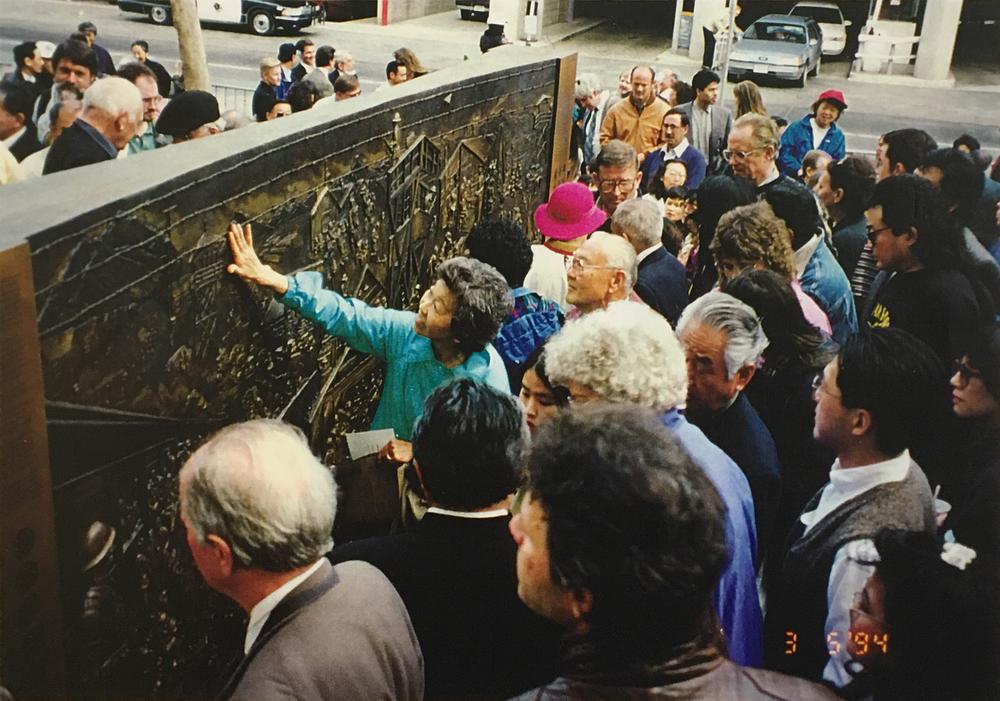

{"left": 533, "top": 182, "right": 608, "bottom": 241}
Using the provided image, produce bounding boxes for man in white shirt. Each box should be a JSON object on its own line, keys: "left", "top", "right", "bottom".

{"left": 763, "top": 328, "right": 938, "bottom": 688}
{"left": 179, "top": 419, "right": 424, "bottom": 701}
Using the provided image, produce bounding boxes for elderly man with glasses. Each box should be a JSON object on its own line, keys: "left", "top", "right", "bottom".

{"left": 727, "top": 112, "right": 805, "bottom": 197}
{"left": 564, "top": 232, "right": 642, "bottom": 321}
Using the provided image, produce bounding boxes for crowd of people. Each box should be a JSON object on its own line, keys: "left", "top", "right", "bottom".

{"left": 3, "top": 27, "right": 1000, "bottom": 700}
{"left": 0, "top": 23, "right": 431, "bottom": 181}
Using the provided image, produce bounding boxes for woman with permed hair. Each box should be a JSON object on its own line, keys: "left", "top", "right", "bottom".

{"left": 225, "top": 222, "right": 512, "bottom": 461}
{"left": 710, "top": 200, "right": 831, "bottom": 337}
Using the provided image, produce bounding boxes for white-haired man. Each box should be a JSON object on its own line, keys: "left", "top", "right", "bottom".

{"left": 676, "top": 291, "right": 781, "bottom": 560}
{"left": 611, "top": 198, "right": 688, "bottom": 325}
{"left": 179, "top": 419, "right": 424, "bottom": 701}
{"left": 544, "top": 302, "right": 763, "bottom": 667}
{"left": 565, "top": 231, "right": 641, "bottom": 321}
{"left": 44, "top": 76, "right": 143, "bottom": 174}
{"left": 574, "top": 72, "right": 609, "bottom": 168}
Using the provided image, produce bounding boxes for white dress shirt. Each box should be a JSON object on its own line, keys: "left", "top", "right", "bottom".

{"left": 426, "top": 506, "right": 509, "bottom": 519}
{"left": 800, "top": 450, "right": 912, "bottom": 688}
{"left": 244, "top": 558, "right": 325, "bottom": 654}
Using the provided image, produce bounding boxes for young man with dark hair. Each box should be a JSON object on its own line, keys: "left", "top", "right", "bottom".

{"left": 675, "top": 68, "right": 732, "bottom": 174}
{"left": 384, "top": 60, "right": 408, "bottom": 86}
{"left": 276, "top": 42, "right": 296, "bottom": 100}
{"left": 329, "top": 379, "right": 561, "bottom": 700}
{"left": 865, "top": 174, "right": 988, "bottom": 363}
{"left": 511, "top": 404, "right": 838, "bottom": 701}
{"left": 117, "top": 61, "right": 161, "bottom": 153}
{"left": 764, "top": 328, "right": 939, "bottom": 689}
{"left": 289, "top": 39, "right": 315, "bottom": 83}
{"left": 2, "top": 41, "right": 46, "bottom": 101}
{"left": 875, "top": 128, "right": 937, "bottom": 182}
{"left": 34, "top": 39, "right": 97, "bottom": 140}
{"left": 314, "top": 45, "right": 335, "bottom": 74}
{"left": 129, "top": 40, "right": 172, "bottom": 97}
{"left": 0, "top": 84, "right": 42, "bottom": 161}
{"left": 333, "top": 73, "right": 361, "bottom": 101}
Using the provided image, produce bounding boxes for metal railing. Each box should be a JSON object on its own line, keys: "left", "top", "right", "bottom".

{"left": 209, "top": 83, "right": 256, "bottom": 116}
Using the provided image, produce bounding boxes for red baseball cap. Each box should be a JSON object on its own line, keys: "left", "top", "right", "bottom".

{"left": 815, "top": 88, "right": 847, "bottom": 111}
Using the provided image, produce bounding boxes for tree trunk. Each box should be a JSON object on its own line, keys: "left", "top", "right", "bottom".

{"left": 170, "top": 0, "right": 211, "bottom": 91}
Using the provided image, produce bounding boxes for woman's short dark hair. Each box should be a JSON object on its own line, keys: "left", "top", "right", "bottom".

{"left": 522, "top": 345, "right": 569, "bottom": 407}
{"left": 436, "top": 257, "right": 513, "bottom": 356}
{"left": 965, "top": 322, "right": 1000, "bottom": 403}
{"left": 826, "top": 156, "right": 876, "bottom": 222}
{"left": 882, "top": 128, "right": 937, "bottom": 174}
{"left": 526, "top": 404, "right": 727, "bottom": 657}
{"left": 868, "top": 174, "right": 962, "bottom": 269}
{"left": 864, "top": 528, "right": 992, "bottom": 699}
{"left": 647, "top": 159, "right": 688, "bottom": 200}
{"left": 693, "top": 175, "right": 756, "bottom": 260}
{"left": 725, "top": 268, "right": 831, "bottom": 372}
{"left": 130, "top": 39, "right": 150, "bottom": 52}
{"left": 836, "top": 328, "right": 948, "bottom": 456}
{"left": 953, "top": 133, "right": 981, "bottom": 152}
{"left": 412, "top": 378, "right": 524, "bottom": 510}
{"left": 917, "top": 148, "right": 985, "bottom": 228}
{"left": 465, "top": 219, "right": 533, "bottom": 288}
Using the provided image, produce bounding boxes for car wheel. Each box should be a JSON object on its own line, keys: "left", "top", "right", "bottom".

{"left": 809, "top": 55, "right": 821, "bottom": 77}
{"left": 460, "top": 9, "right": 472, "bottom": 20}
{"left": 250, "top": 10, "right": 275, "bottom": 35}
{"left": 149, "top": 5, "right": 170, "bottom": 24}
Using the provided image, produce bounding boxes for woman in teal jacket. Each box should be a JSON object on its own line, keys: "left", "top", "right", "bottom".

{"left": 777, "top": 88, "right": 847, "bottom": 178}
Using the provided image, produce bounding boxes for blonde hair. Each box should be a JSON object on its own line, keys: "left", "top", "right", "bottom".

{"left": 733, "top": 112, "right": 779, "bottom": 150}
{"left": 733, "top": 81, "right": 767, "bottom": 119}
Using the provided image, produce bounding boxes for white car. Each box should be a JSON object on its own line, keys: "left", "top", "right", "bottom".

{"left": 789, "top": 1, "right": 852, "bottom": 55}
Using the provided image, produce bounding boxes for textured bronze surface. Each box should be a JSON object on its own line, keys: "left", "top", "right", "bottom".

{"left": 0, "top": 52, "right": 576, "bottom": 700}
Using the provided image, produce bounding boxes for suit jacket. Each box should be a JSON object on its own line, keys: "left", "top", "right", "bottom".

{"left": 290, "top": 63, "right": 309, "bottom": 84}
{"left": 7, "top": 124, "right": 42, "bottom": 162}
{"left": 674, "top": 101, "right": 732, "bottom": 174}
{"left": 43, "top": 120, "right": 116, "bottom": 175}
{"left": 144, "top": 58, "right": 173, "bottom": 97}
{"left": 329, "top": 512, "right": 562, "bottom": 700}
{"left": 93, "top": 43, "right": 116, "bottom": 76}
{"left": 634, "top": 246, "right": 688, "bottom": 326}
{"left": 218, "top": 560, "right": 423, "bottom": 701}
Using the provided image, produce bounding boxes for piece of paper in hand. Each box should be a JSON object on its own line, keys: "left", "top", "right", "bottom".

{"left": 346, "top": 428, "right": 397, "bottom": 460}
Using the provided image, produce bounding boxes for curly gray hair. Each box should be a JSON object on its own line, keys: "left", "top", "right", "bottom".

{"left": 544, "top": 300, "right": 687, "bottom": 411}
{"left": 437, "top": 256, "right": 513, "bottom": 356}
{"left": 179, "top": 419, "right": 335, "bottom": 571}
{"left": 676, "top": 291, "right": 769, "bottom": 379}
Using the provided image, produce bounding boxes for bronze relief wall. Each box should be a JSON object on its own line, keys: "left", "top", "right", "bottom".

{"left": 0, "top": 51, "right": 577, "bottom": 700}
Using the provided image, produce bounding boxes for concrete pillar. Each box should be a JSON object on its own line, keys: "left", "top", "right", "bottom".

{"left": 913, "top": 0, "right": 963, "bottom": 81}
{"left": 690, "top": 0, "right": 727, "bottom": 69}
{"left": 672, "top": 0, "right": 685, "bottom": 55}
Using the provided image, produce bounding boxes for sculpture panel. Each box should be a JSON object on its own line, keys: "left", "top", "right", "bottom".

{"left": 0, "top": 52, "right": 577, "bottom": 699}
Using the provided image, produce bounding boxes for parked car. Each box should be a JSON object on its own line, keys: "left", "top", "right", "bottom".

{"left": 727, "top": 14, "right": 823, "bottom": 88}
{"left": 309, "top": 0, "right": 376, "bottom": 22}
{"left": 790, "top": 1, "right": 851, "bottom": 55}
{"left": 117, "top": 0, "right": 318, "bottom": 35}
{"left": 456, "top": 0, "right": 489, "bottom": 21}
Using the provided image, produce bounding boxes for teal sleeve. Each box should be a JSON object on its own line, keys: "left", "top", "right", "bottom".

{"left": 279, "top": 271, "right": 416, "bottom": 362}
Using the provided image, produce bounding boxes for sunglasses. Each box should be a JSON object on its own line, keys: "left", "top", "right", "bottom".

{"left": 866, "top": 225, "right": 892, "bottom": 244}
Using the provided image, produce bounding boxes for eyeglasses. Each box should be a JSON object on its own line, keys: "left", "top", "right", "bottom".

{"left": 952, "top": 359, "right": 983, "bottom": 386}
{"left": 866, "top": 225, "right": 892, "bottom": 244}
{"left": 597, "top": 178, "right": 637, "bottom": 194}
{"left": 569, "top": 257, "right": 617, "bottom": 274}
{"left": 723, "top": 147, "right": 764, "bottom": 162}
{"left": 811, "top": 372, "right": 839, "bottom": 398}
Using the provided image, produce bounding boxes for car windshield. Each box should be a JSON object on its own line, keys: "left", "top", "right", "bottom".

{"left": 745, "top": 22, "right": 807, "bottom": 44}
{"left": 791, "top": 6, "right": 843, "bottom": 24}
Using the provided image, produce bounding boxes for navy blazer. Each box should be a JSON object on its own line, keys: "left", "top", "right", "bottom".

{"left": 634, "top": 246, "right": 689, "bottom": 326}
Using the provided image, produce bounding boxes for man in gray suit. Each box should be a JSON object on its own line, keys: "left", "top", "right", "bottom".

{"left": 179, "top": 419, "right": 424, "bottom": 701}
{"left": 675, "top": 69, "right": 732, "bottom": 175}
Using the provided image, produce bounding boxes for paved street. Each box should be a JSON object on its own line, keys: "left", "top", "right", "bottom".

{"left": 1, "top": 0, "right": 998, "bottom": 153}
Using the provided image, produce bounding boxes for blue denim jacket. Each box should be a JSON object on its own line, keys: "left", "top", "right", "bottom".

{"left": 777, "top": 114, "right": 846, "bottom": 178}
{"left": 800, "top": 238, "right": 858, "bottom": 347}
